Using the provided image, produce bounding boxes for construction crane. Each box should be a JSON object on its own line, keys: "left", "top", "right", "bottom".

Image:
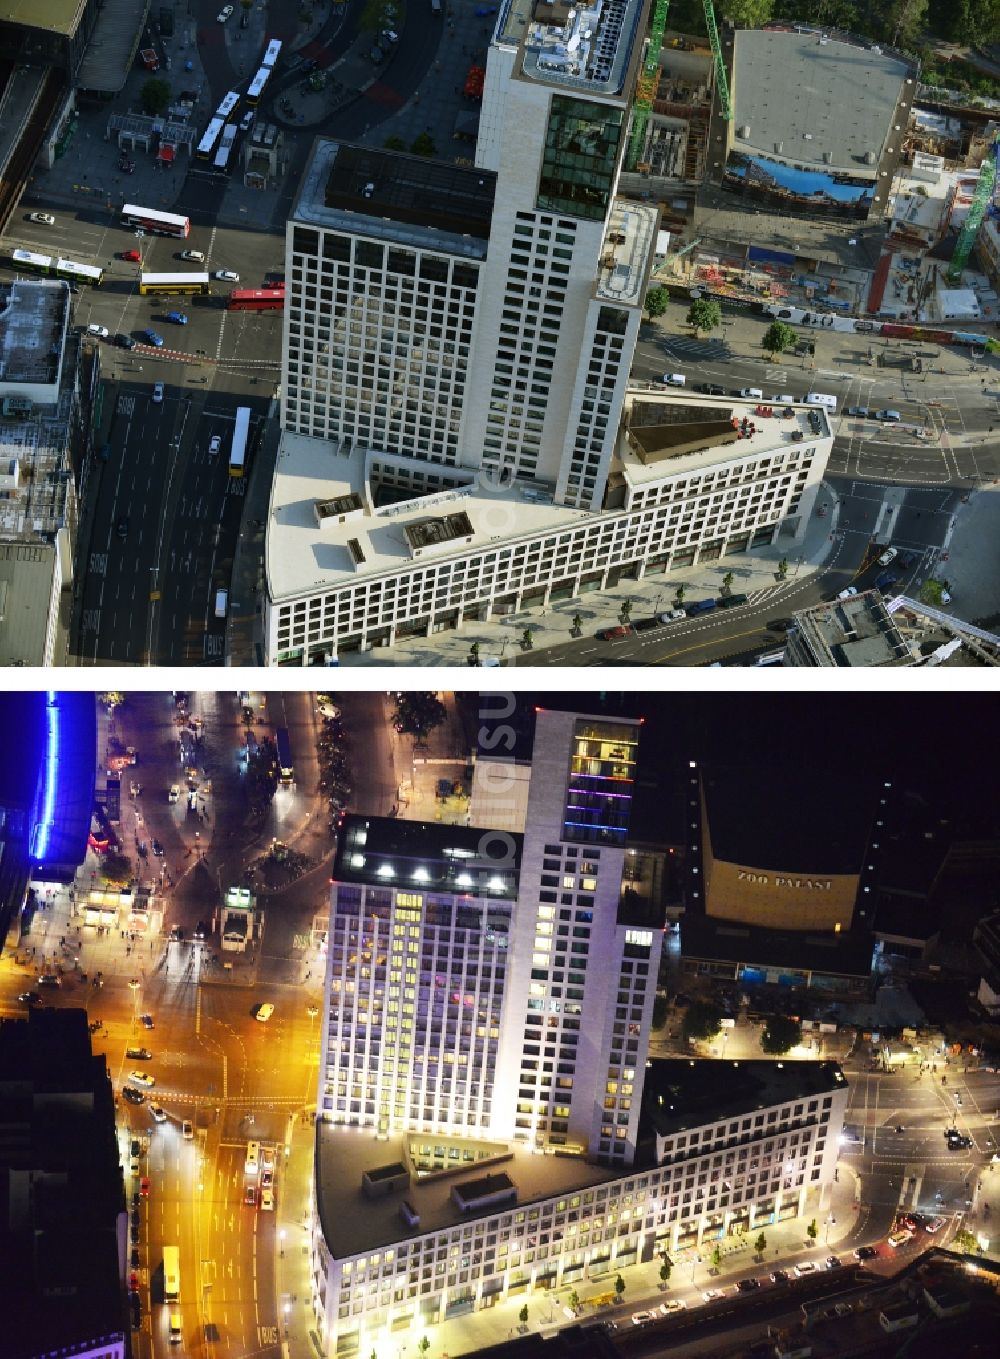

{"left": 702, "top": 0, "right": 732, "bottom": 122}
{"left": 626, "top": 0, "right": 671, "bottom": 172}
{"left": 947, "top": 130, "right": 999, "bottom": 282}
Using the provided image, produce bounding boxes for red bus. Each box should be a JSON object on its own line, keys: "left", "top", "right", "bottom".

{"left": 228, "top": 288, "right": 285, "bottom": 311}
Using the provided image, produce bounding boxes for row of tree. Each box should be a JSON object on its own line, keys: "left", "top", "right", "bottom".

{"left": 682, "top": 999, "right": 804, "bottom": 1054}
{"left": 664, "top": 0, "right": 998, "bottom": 50}
{"left": 645, "top": 286, "right": 804, "bottom": 357}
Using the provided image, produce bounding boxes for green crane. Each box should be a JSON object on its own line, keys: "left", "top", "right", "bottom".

{"left": 703, "top": 0, "right": 732, "bottom": 122}
{"left": 626, "top": 0, "right": 671, "bottom": 171}
{"left": 946, "top": 131, "right": 999, "bottom": 283}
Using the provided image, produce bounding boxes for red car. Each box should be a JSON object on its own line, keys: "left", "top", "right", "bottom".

{"left": 121, "top": 250, "right": 141, "bottom": 262}
{"left": 139, "top": 1176, "right": 150, "bottom": 1197}
{"left": 597, "top": 625, "right": 631, "bottom": 641}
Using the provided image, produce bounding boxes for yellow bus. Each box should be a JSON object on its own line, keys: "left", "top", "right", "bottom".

{"left": 163, "top": 1245, "right": 180, "bottom": 1301}
{"left": 139, "top": 272, "right": 211, "bottom": 296}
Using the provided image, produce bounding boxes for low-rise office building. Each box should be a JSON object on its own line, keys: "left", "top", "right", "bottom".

{"left": 310, "top": 1061, "right": 849, "bottom": 1354}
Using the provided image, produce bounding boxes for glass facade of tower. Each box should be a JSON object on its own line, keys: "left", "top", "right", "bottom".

{"left": 537, "top": 96, "right": 624, "bottom": 221}
{"left": 562, "top": 718, "right": 637, "bottom": 845}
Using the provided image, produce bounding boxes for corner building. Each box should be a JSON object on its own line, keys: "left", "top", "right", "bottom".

{"left": 310, "top": 712, "right": 849, "bottom": 1354}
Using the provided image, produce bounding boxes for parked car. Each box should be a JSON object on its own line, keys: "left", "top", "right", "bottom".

{"left": 121, "top": 249, "right": 142, "bottom": 262}
{"left": 702, "top": 1288, "right": 725, "bottom": 1302}
{"left": 735, "top": 1278, "right": 761, "bottom": 1293}
{"left": 836, "top": 585, "right": 858, "bottom": 600}
{"left": 793, "top": 1262, "right": 817, "bottom": 1276}
{"left": 661, "top": 1299, "right": 686, "bottom": 1313}
{"left": 126, "top": 1047, "right": 152, "bottom": 1061}
{"left": 878, "top": 546, "right": 898, "bottom": 566}
{"left": 718, "top": 593, "right": 748, "bottom": 609}
{"left": 696, "top": 382, "right": 726, "bottom": 395}
{"left": 86, "top": 323, "right": 110, "bottom": 339}
{"left": 181, "top": 249, "right": 205, "bottom": 262}
{"left": 825, "top": 1255, "right": 842, "bottom": 1269}
{"left": 217, "top": 4, "right": 233, "bottom": 20}
{"left": 596, "top": 625, "right": 631, "bottom": 640}
{"left": 28, "top": 212, "right": 55, "bottom": 225}
{"left": 631, "top": 1310, "right": 658, "bottom": 1325}
{"left": 685, "top": 598, "right": 717, "bottom": 617}
{"left": 261, "top": 1187, "right": 274, "bottom": 1211}
{"left": 164, "top": 311, "right": 188, "bottom": 325}
{"left": 659, "top": 609, "right": 687, "bottom": 623}
{"left": 115, "top": 332, "right": 137, "bottom": 349}
{"left": 770, "top": 1269, "right": 790, "bottom": 1283}
{"left": 632, "top": 616, "right": 663, "bottom": 632}
{"left": 214, "top": 269, "right": 239, "bottom": 282}
{"left": 143, "top": 330, "right": 164, "bottom": 347}
{"left": 661, "top": 373, "right": 686, "bottom": 386}
{"left": 846, "top": 405, "right": 871, "bottom": 417}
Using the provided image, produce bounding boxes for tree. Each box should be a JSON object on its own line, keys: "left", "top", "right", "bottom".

{"left": 711, "top": 1243, "right": 723, "bottom": 1271}
{"left": 659, "top": 1257, "right": 672, "bottom": 1286}
{"left": 885, "top": 0, "right": 928, "bottom": 48}
{"left": 807, "top": 1219, "right": 818, "bottom": 1243}
{"left": 687, "top": 297, "right": 722, "bottom": 335}
{"left": 614, "top": 1273, "right": 626, "bottom": 1300}
{"left": 953, "top": 1226, "right": 980, "bottom": 1253}
{"left": 141, "top": 78, "right": 170, "bottom": 116}
{"left": 718, "top": 0, "right": 775, "bottom": 27}
{"left": 391, "top": 692, "right": 447, "bottom": 743}
{"left": 777, "top": 557, "right": 789, "bottom": 580}
{"left": 417, "top": 1339, "right": 430, "bottom": 1357}
{"left": 102, "top": 852, "right": 133, "bottom": 885}
{"left": 755, "top": 1231, "right": 767, "bottom": 1258}
{"left": 468, "top": 642, "right": 481, "bottom": 668}
{"left": 619, "top": 598, "right": 633, "bottom": 622}
{"left": 383, "top": 135, "right": 407, "bottom": 150}
{"left": 644, "top": 285, "right": 669, "bottom": 320}
{"left": 410, "top": 132, "right": 436, "bottom": 157}
{"left": 674, "top": 583, "right": 687, "bottom": 608}
{"left": 521, "top": 627, "right": 534, "bottom": 650}
{"left": 763, "top": 319, "right": 797, "bottom": 355}
{"left": 568, "top": 1289, "right": 580, "bottom": 1313}
{"left": 720, "top": 571, "right": 735, "bottom": 598}
{"left": 519, "top": 1303, "right": 529, "bottom": 1326}
{"left": 682, "top": 1000, "right": 724, "bottom": 1042}
{"left": 761, "top": 1014, "right": 802, "bottom": 1054}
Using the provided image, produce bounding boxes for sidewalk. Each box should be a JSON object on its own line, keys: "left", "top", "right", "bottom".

{"left": 335, "top": 490, "right": 844, "bottom": 666}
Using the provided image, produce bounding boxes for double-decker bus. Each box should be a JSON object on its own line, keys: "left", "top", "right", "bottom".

{"left": 139, "top": 271, "right": 211, "bottom": 296}
{"left": 229, "top": 405, "right": 251, "bottom": 478}
{"left": 246, "top": 64, "right": 272, "bottom": 105}
{"left": 10, "top": 249, "right": 104, "bottom": 286}
{"left": 215, "top": 90, "right": 240, "bottom": 120}
{"left": 213, "top": 123, "right": 238, "bottom": 171}
{"left": 163, "top": 1245, "right": 180, "bottom": 1302}
{"left": 121, "top": 204, "right": 190, "bottom": 238}
{"left": 262, "top": 38, "right": 282, "bottom": 67}
{"left": 196, "top": 115, "right": 226, "bottom": 160}
{"left": 227, "top": 288, "right": 285, "bottom": 311}
{"left": 275, "top": 728, "right": 293, "bottom": 784}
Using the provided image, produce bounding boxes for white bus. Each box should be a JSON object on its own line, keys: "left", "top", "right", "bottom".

{"left": 197, "top": 116, "right": 226, "bottom": 160}
{"left": 262, "top": 38, "right": 282, "bottom": 67}
{"left": 213, "top": 123, "right": 239, "bottom": 171}
{"left": 163, "top": 1245, "right": 180, "bottom": 1301}
{"left": 246, "top": 65, "right": 271, "bottom": 105}
{"left": 121, "top": 204, "right": 191, "bottom": 238}
{"left": 215, "top": 90, "right": 240, "bottom": 120}
{"left": 229, "top": 406, "right": 251, "bottom": 478}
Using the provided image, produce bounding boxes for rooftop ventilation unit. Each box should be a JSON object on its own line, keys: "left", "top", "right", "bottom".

{"left": 737, "top": 124, "right": 750, "bottom": 139}
{"left": 822, "top": 150, "right": 833, "bottom": 164}
{"left": 865, "top": 150, "right": 877, "bottom": 165}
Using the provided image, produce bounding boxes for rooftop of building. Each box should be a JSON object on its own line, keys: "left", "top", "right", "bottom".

{"left": 266, "top": 435, "right": 593, "bottom": 604}
{"left": 291, "top": 138, "right": 496, "bottom": 258}
{"left": 501, "top": 0, "right": 647, "bottom": 99}
{"left": 334, "top": 814, "right": 523, "bottom": 900}
{"left": 731, "top": 29, "right": 912, "bottom": 173}
{"left": 678, "top": 909, "right": 876, "bottom": 980}
{"left": 0, "top": 1007, "right": 127, "bottom": 1359}
{"left": 886, "top": 597, "right": 1000, "bottom": 666}
{"left": 701, "top": 762, "right": 876, "bottom": 875}
{"left": 0, "top": 0, "right": 87, "bottom": 37}
{"left": 620, "top": 392, "right": 830, "bottom": 485}
{"left": 641, "top": 1058, "right": 849, "bottom": 1140}
{"left": 315, "top": 1124, "right": 617, "bottom": 1259}
{"left": 596, "top": 198, "right": 660, "bottom": 309}
{"left": 0, "top": 277, "right": 69, "bottom": 388}
{"left": 791, "top": 590, "right": 912, "bottom": 667}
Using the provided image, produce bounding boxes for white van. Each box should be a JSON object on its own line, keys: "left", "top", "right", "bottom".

{"left": 214, "top": 589, "right": 228, "bottom": 619}
{"left": 739, "top": 387, "right": 763, "bottom": 400}
{"left": 661, "top": 373, "right": 686, "bottom": 387}
{"left": 805, "top": 392, "right": 837, "bottom": 411}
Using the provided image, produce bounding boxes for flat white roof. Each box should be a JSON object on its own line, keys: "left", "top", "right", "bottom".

{"left": 620, "top": 392, "right": 830, "bottom": 486}
{"left": 266, "top": 434, "right": 591, "bottom": 603}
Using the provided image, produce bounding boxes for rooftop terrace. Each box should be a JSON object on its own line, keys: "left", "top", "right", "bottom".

{"left": 518, "top": 0, "right": 647, "bottom": 97}
{"left": 642, "top": 1059, "right": 849, "bottom": 1140}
